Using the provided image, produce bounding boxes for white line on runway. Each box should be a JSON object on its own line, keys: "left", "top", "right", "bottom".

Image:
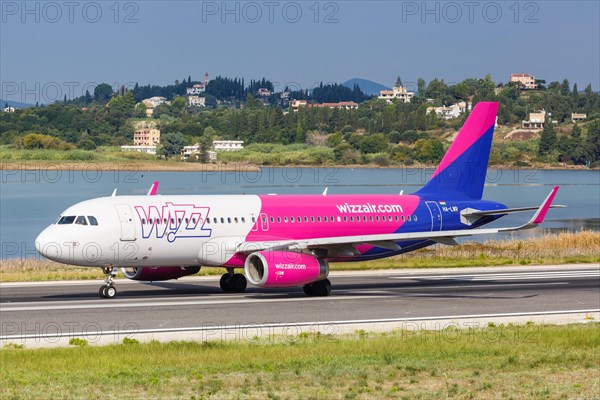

{"left": 1, "top": 266, "right": 597, "bottom": 288}
{"left": 407, "top": 282, "right": 569, "bottom": 289}
{"left": 0, "top": 294, "right": 386, "bottom": 312}
{"left": 388, "top": 271, "right": 599, "bottom": 281}
{"left": 0, "top": 281, "right": 573, "bottom": 312}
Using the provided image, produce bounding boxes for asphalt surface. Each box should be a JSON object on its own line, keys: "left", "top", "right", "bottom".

{"left": 1, "top": 265, "right": 598, "bottom": 343}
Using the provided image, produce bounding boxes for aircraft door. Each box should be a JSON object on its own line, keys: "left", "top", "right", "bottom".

{"left": 425, "top": 201, "right": 443, "bottom": 231}
{"left": 115, "top": 204, "right": 137, "bottom": 241}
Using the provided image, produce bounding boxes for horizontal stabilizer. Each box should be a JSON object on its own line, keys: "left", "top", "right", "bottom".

{"left": 461, "top": 202, "right": 565, "bottom": 224}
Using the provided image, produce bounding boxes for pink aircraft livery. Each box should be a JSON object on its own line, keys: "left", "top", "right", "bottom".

{"left": 35, "top": 102, "right": 563, "bottom": 298}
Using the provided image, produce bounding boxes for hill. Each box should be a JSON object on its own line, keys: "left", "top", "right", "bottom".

{"left": 1, "top": 99, "right": 36, "bottom": 109}
{"left": 342, "top": 78, "right": 390, "bottom": 96}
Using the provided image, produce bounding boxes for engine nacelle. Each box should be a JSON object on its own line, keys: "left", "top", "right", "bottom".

{"left": 244, "top": 251, "right": 328, "bottom": 288}
{"left": 121, "top": 266, "right": 201, "bottom": 281}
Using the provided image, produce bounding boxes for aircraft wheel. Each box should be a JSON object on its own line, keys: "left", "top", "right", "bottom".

{"left": 313, "top": 279, "right": 332, "bottom": 297}
{"left": 105, "top": 285, "right": 117, "bottom": 299}
{"left": 303, "top": 284, "right": 316, "bottom": 296}
{"left": 220, "top": 273, "right": 232, "bottom": 292}
{"left": 99, "top": 285, "right": 108, "bottom": 298}
{"left": 230, "top": 274, "right": 247, "bottom": 293}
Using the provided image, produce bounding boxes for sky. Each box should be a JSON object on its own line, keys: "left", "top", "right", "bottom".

{"left": 1, "top": 0, "right": 599, "bottom": 104}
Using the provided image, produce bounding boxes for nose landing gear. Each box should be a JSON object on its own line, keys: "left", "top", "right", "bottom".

{"left": 99, "top": 266, "right": 118, "bottom": 299}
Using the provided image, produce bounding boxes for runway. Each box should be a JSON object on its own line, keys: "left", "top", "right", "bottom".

{"left": 1, "top": 264, "right": 599, "bottom": 347}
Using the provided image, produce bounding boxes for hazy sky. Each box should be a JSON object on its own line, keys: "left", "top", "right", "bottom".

{"left": 1, "top": 1, "right": 598, "bottom": 103}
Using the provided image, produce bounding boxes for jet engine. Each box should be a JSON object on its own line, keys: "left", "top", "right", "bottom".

{"left": 244, "top": 251, "right": 328, "bottom": 287}
{"left": 121, "top": 266, "right": 201, "bottom": 281}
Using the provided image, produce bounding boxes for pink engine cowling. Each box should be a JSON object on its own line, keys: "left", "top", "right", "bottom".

{"left": 121, "top": 266, "right": 201, "bottom": 281}
{"left": 244, "top": 251, "right": 329, "bottom": 287}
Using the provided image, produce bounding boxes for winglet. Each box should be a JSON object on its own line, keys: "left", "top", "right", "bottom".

{"left": 322, "top": 187, "right": 328, "bottom": 196}
{"left": 528, "top": 186, "right": 559, "bottom": 226}
{"left": 147, "top": 181, "right": 159, "bottom": 196}
{"left": 111, "top": 188, "right": 117, "bottom": 197}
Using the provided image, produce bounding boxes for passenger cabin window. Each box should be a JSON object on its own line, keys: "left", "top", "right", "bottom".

{"left": 75, "top": 216, "right": 88, "bottom": 225}
{"left": 58, "top": 216, "right": 76, "bottom": 225}
{"left": 87, "top": 216, "right": 98, "bottom": 226}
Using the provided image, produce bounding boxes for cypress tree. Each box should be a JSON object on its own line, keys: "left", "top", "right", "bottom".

{"left": 538, "top": 119, "right": 557, "bottom": 156}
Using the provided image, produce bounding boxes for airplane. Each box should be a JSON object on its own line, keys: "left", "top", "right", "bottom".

{"left": 35, "top": 102, "right": 564, "bottom": 299}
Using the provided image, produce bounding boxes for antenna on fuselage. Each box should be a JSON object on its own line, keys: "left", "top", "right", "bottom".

{"left": 322, "top": 187, "right": 328, "bottom": 196}
{"left": 111, "top": 189, "right": 117, "bottom": 197}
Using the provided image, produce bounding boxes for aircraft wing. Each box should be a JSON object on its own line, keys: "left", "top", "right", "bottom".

{"left": 237, "top": 186, "right": 560, "bottom": 254}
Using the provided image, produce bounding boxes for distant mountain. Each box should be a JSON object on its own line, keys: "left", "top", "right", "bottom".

{"left": 342, "top": 78, "right": 390, "bottom": 96}
{"left": 0, "top": 99, "right": 36, "bottom": 109}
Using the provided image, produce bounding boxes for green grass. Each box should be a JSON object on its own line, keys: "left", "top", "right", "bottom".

{"left": 1, "top": 323, "right": 598, "bottom": 399}
{"left": 218, "top": 143, "right": 337, "bottom": 165}
{"left": 0, "top": 145, "right": 159, "bottom": 162}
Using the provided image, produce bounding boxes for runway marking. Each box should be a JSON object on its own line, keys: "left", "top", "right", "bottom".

{"left": 1, "top": 267, "right": 597, "bottom": 288}
{"left": 388, "top": 270, "right": 599, "bottom": 281}
{"left": 2, "top": 309, "right": 598, "bottom": 342}
{"left": 0, "top": 281, "right": 577, "bottom": 312}
{"left": 0, "top": 294, "right": 387, "bottom": 312}
{"left": 406, "top": 282, "right": 569, "bottom": 289}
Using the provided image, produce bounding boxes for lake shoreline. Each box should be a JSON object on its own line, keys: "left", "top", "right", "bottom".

{"left": 1, "top": 160, "right": 596, "bottom": 172}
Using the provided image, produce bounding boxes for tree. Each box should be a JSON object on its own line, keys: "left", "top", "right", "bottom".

{"left": 585, "top": 120, "right": 600, "bottom": 162}
{"left": 413, "top": 138, "right": 444, "bottom": 163}
{"left": 417, "top": 78, "right": 426, "bottom": 95}
{"left": 359, "top": 134, "right": 388, "bottom": 154}
{"left": 78, "top": 138, "right": 97, "bottom": 150}
{"left": 134, "top": 102, "right": 147, "bottom": 118}
{"left": 538, "top": 120, "right": 557, "bottom": 156}
{"left": 199, "top": 126, "right": 216, "bottom": 163}
{"left": 159, "top": 132, "right": 186, "bottom": 158}
{"left": 170, "top": 96, "right": 187, "bottom": 116}
{"left": 561, "top": 79, "right": 570, "bottom": 96}
{"left": 93, "top": 83, "right": 113, "bottom": 104}
{"left": 245, "top": 93, "right": 262, "bottom": 109}
{"left": 204, "top": 95, "right": 218, "bottom": 108}
{"left": 396, "top": 76, "right": 403, "bottom": 87}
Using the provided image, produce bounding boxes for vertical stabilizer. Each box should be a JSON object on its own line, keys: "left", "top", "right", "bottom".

{"left": 416, "top": 102, "right": 499, "bottom": 200}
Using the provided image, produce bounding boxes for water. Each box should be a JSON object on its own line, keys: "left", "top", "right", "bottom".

{"left": 1, "top": 167, "right": 598, "bottom": 259}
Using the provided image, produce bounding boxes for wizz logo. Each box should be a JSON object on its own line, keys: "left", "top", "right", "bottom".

{"left": 134, "top": 203, "right": 212, "bottom": 243}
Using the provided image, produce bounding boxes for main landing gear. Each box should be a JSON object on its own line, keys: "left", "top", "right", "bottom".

{"left": 220, "top": 269, "right": 247, "bottom": 293}
{"left": 99, "top": 266, "right": 118, "bottom": 299}
{"left": 303, "top": 279, "right": 332, "bottom": 296}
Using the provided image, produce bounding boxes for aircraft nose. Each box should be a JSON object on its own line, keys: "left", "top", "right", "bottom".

{"left": 35, "top": 227, "right": 64, "bottom": 261}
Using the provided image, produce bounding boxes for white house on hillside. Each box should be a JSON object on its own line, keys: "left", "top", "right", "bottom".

{"left": 427, "top": 101, "right": 470, "bottom": 119}
{"left": 378, "top": 85, "right": 415, "bottom": 104}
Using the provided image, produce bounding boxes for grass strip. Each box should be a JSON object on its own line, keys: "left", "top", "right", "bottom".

{"left": 1, "top": 323, "right": 599, "bottom": 399}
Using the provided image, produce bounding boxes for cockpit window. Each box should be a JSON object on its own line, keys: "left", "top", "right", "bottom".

{"left": 58, "top": 216, "right": 76, "bottom": 225}
{"left": 88, "top": 216, "right": 98, "bottom": 226}
{"left": 75, "top": 216, "right": 88, "bottom": 225}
